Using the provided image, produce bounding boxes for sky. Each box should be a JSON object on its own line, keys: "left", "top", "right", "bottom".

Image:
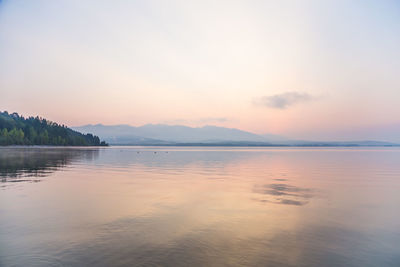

{"left": 1, "top": 0, "right": 400, "bottom": 141}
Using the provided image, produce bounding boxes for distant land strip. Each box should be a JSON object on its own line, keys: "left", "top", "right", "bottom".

{"left": 108, "top": 142, "right": 400, "bottom": 147}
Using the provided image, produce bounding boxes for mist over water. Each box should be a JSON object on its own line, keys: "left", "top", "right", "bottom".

{"left": 1, "top": 147, "right": 400, "bottom": 266}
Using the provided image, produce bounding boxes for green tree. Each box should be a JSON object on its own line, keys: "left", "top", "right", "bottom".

{"left": 28, "top": 126, "right": 38, "bottom": 144}
{"left": 0, "top": 111, "right": 107, "bottom": 146}
{"left": 0, "top": 128, "right": 9, "bottom": 145}
{"left": 40, "top": 130, "right": 49, "bottom": 144}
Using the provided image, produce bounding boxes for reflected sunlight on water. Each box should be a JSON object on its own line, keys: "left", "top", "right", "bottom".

{"left": 1, "top": 147, "right": 400, "bottom": 266}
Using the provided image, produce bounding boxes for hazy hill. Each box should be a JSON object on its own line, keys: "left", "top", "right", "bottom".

{"left": 73, "top": 124, "right": 269, "bottom": 144}
{"left": 73, "top": 123, "right": 399, "bottom": 146}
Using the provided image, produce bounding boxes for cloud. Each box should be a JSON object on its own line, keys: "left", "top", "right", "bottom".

{"left": 253, "top": 91, "right": 313, "bottom": 109}
{"left": 163, "top": 117, "right": 230, "bottom": 125}
{"left": 196, "top": 117, "right": 229, "bottom": 123}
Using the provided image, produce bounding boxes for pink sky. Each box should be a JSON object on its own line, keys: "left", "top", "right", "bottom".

{"left": 1, "top": 1, "right": 399, "bottom": 141}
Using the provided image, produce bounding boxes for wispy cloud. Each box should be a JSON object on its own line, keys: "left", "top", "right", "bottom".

{"left": 253, "top": 92, "right": 313, "bottom": 109}
{"left": 197, "top": 117, "right": 229, "bottom": 123}
{"left": 163, "top": 117, "right": 230, "bottom": 125}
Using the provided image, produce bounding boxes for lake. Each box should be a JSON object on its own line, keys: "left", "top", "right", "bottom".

{"left": 1, "top": 146, "right": 400, "bottom": 266}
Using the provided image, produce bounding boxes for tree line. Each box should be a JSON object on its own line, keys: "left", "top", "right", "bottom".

{"left": 0, "top": 111, "right": 107, "bottom": 146}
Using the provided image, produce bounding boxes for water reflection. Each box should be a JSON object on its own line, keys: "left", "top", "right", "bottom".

{"left": 1, "top": 147, "right": 400, "bottom": 267}
{"left": 253, "top": 183, "right": 314, "bottom": 206}
{"left": 0, "top": 147, "right": 99, "bottom": 183}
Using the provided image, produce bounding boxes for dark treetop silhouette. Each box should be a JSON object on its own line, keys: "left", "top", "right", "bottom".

{"left": 0, "top": 111, "right": 107, "bottom": 146}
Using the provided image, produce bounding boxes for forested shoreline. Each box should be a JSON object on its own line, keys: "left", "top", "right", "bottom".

{"left": 0, "top": 111, "right": 107, "bottom": 146}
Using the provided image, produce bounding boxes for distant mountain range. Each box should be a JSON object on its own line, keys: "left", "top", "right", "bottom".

{"left": 73, "top": 124, "right": 268, "bottom": 144}
{"left": 72, "top": 124, "right": 400, "bottom": 146}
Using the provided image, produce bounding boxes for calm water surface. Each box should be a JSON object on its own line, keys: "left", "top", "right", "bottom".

{"left": 1, "top": 147, "right": 400, "bottom": 266}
